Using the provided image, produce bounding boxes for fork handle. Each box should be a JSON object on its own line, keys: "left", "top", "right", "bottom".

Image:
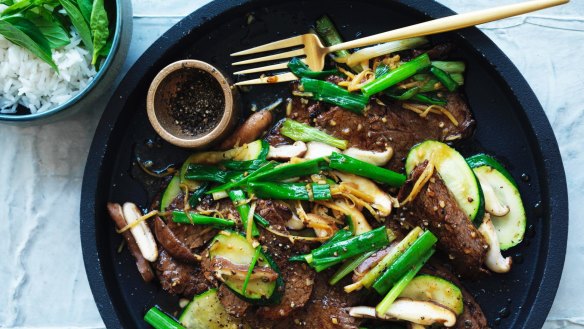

{"left": 328, "top": 0, "right": 569, "bottom": 53}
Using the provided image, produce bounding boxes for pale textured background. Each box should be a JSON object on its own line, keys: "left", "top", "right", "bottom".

{"left": 0, "top": 0, "right": 582, "bottom": 328}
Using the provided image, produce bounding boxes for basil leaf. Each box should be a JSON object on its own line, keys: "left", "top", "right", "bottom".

{"left": 98, "top": 34, "right": 111, "bottom": 56}
{"left": 76, "top": 0, "right": 92, "bottom": 23}
{"left": 58, "top": 0, "right": 92, "bottom": 51}
{"left": 92, "top": 35, "right": 111, "bottom": 70}
{"left": 89, "top": 0, "right": 107, "bottom": 65}
{"left": 3, "top": 16, "right": 51, "bottom": 52}
{"left": 24, "top": 9, "right": 70, "bottom": 49}
{"left": 0, "top": 19, "right": 58, "bottom": 71}
{"left": 36, "top": 0, "right": 60, "bottom": 6}
{"left": 53, "top": 10, "right": 72, "bottom": 30}
{"left": 0, "top": 0, "right": 33, "bottom": 17}
{"left": 0, "top": 0, "right": 15, "bottom": 6}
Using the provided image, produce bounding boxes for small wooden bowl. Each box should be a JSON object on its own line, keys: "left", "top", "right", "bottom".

{"left": 146, "top": 60, "right": 240, "bottom": 149}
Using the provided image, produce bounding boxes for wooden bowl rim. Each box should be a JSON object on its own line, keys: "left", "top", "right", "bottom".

{"left": 146, "top": 59, "right": 235, "bottom": 148}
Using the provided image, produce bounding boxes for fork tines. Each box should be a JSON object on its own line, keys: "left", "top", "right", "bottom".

{"left": 230, "top": 35, "right": 306, "bottom": 57}
{"left": 231, "top": 34, "right": 311, "bottom": 85}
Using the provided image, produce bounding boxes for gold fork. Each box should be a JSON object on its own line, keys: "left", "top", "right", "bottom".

{"left": 231, "top": 0, "right": 568, "bottom": 86}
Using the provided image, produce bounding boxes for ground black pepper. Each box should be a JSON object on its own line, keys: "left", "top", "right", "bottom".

{"left": 169, "top": 69, "right": 225, "bottom": 136}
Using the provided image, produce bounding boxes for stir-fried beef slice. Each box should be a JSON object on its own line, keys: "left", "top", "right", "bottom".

{"left": 199, "top": 249, "right": 219, "bottom": 286}
{"left": 164, "top": 220, "right": 217, "bottom": 251}
{"left": 163, "top": 197, "right": 239, "bottom": 251}
{"left": 310, "top": 94, "right": 474, "bottom": 171}
{"left": 166, "top": 189, "right": 186, "bottom": 210}
{"left": 250, "top": 202, "right": 317, "bottom": 319}
{"left": 243, "top": 313, "right": 293, "bottom": 328}
{"left": 256, "top": 200, "right": 314, "bottom": 255}
{"left": 299, "top": 274, "right": 363, "bottom": 329}
{"left": 246, "top": 274, "right": 363, "bottom": 329}
{"left": 314, "top": 103, "right": 388, "bottom": 152}
{"left": 455, "top": 291, "right": 489, "bottom": 329}
{"left": 288, "top": 96, "right": 325, "bottom": 124}
{"left": 252, "top": 225, "right": 316, "bottom": 319}
{"left": 385, "top": 214, "right": 411, "bottom": 238}
{"left": 256, "top": 199, "right": 293, "bottom": 229}
{"left": 208, "top": 208, "right": 315, "bottom": 321}
{"left": 443, "top": 92, "right": 476, "bottom": 140}
{"left": 153, "top": 216, "right": 199, "bottom": 264}
{"left": 271, "top": 82, "right": 475, "bottom": 167}
{"left": 421, "top": 261, "right": 488, "bottom": 329}
{"left": 256, "top": 261, "right": 315, "bottom": 320}
{"left": 107, "top": 203, "right": 155, "bottom": 282}
{"left": 252, "top": 200, "right": 363, "bottom": 324}
{"left": 154, "top": 249, "right": 209, "bottom": 297}
{"left": 264, "top": 118, "right": 293, "bottom": 147}
{"left": 411, "top": 43, "right": 455, "bottom": 60}
{"left": 218, "top": 284, "right": 251, "bottom": 318}
{"left": 397, "top": 161, "right": 488, "bottom": 278}
{"left": 265, "top": 98, "right": 326, "bottom": 147}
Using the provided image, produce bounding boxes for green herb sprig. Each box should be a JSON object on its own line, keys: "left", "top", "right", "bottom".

{"left": 0, "top": 0, "right": 112, "bottom": 71}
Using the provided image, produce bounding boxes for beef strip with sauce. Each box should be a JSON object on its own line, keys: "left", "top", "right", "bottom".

{"left": 397, "top": 161, "right": 488, "bottom": 278}
{"left": 265, "top": 117, "right": 293, "bottom": 146}
{"left": 214, "top": 199, "right": 315, "bottom": 320}
{"left": 161, "top": 195, "right": 236, "bottom": 251}
{"left": 267, "top": 91, "right": 475, "bottom": 172}
{"left": 299, "top": 273, "right": 364, "bottom": 329}
{"left": 153, "top": 193, "right": 243, "bottom": 298}
{"left": 199, "top": 248, "right": 218, "bottom": 287}
{"left": 410, "top": 43, "right": 455, "bottom": 60}
{"left": 254, "top": 200, "right": 316, "bottom": 319}
{"left": 154, "top": 249, "right": 210, "bottom": 297}
{"left": 254, "top": 239, "right": 316, "bottom": 320}
{"left": 217, "top": 284, "right": 250, "bottom": 318}
{"left": 242, "top": 200, "right": 364, "bottom": 328}
{"left": 256, "top": 199, "right": 296, "bottom": 230}
{"left": 313, "top": 94, "right": 474, "bottom": 171}
{"left": 244, "top": 273, "right": 364, "bottom": 329}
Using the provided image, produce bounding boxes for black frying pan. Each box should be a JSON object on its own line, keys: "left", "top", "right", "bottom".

{"left": 80, "top": 0, "right": 568, "bottom": 328}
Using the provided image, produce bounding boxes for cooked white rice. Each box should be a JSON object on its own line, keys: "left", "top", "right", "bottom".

{"left": 0, "top": 30, "right": 97, "bottom": 114}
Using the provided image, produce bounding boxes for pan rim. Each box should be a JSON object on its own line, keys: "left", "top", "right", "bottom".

{"left": 80, "top": 0, "right": 568, "bottom": 328}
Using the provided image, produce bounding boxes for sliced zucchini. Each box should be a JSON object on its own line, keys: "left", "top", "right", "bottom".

{"left": 405, "top": 140, "right": 484, "bottom": 223}
{"left": 399, "top": 274, "right": 463, "bottom": 315}
{"left": 179, "top": 289, "right": 250, "bottom": 329}
{"left": 467, "top": 154, "right": 526, "bottom": 250}
{"left": 237, "top": 139, "right": 269, "bottom": 161}
{"left": 160, "top": 175, "right": 182, "bottom": 212}
{"left": 179, "top": 140, "right": 269, "bottom": 190}
{"left": 208, "top": 232, "right": 282, "bottom": 304}
{"left": 466, "top": 153, "right": 516, "bottom": 186}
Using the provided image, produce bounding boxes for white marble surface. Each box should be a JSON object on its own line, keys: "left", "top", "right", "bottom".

{"left": 0, "top": 0, "right": 583, "bottom": 328}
